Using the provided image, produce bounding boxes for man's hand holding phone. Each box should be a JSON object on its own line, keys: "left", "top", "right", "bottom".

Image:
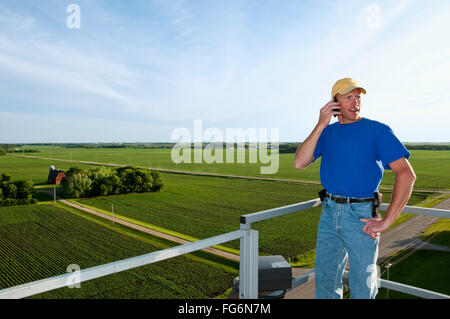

{"left": 295, "top": 98, "right": 340, "bottom": 170}
{"left": 318, "top": 98, "right": 341, "bottom": 129}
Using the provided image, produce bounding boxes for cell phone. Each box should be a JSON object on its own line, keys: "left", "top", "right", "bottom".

{"left": 333, "top": 97, "right": 339, "bottom": 117}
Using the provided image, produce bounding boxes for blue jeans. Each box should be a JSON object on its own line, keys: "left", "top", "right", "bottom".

{"left": 315, "top": 196, "right": 380, "bottom": 299}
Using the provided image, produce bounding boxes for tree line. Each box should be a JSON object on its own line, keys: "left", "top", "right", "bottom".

{"left": 403, "top": 144, "right": 450, "bottom": 150}
{"left": 0, "top": 173, "right": 37, "bottom": 207}
{"left": 277, "top": 143, "right": 450, "bottom": 153}
{"left": 62, "top": 166, "right": 165, "bottom": 198}
{"left": 0, "top": 146, "right": 40, "bottom": 155}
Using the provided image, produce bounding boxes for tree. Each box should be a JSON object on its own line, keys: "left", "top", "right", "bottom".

{"left": 4, "top": 183, "right": 17, "bottom": 199}
{"left": 150, "top": 171, "right": 164, "bottom": 192}
{"left": 88, "top": 167, "right": 115, "bottom": 196}
{"left": 2, "top": 198, "right": 16, "bottom": 207}
{"left": 117, "top": 166, "right": 140, "bottom": 193}
{"left": 60, "top": 165, "right": 164, "bottom": 198}
{"left": 1, "top": 173, "right": 12, "bottom": 182}
{"left": 65, "top": 166, "right": 85, "bottom": 178}
{"left": 63, "top": 173, "right": 92, "bottom": 198}
{"left": 116, "top": 166, "right": 155, "bottom": 194}
{"left": 14, "top": 180, "right": 33, "bottom": 199}
{"left": 0, "top": 172, "right": 36, "bottom": 207}
{"left": 134, "top": 168, "right": 154, "bottom": 193}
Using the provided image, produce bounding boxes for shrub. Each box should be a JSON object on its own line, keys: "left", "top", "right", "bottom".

{"left": 1, "top": 198, "right": 17, "bottom": 207}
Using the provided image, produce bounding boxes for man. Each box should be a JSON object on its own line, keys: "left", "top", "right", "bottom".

{"left": 294, "top": 78, "right": 416, "bottom": 299}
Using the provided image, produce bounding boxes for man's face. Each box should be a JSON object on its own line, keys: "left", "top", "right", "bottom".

{"left": 335, "top": 88, "right": 362, "bottom": 124}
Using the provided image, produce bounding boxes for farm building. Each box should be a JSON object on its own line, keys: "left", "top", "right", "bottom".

{"left": 47, "top": 166, "right": 66, "bottom": 185}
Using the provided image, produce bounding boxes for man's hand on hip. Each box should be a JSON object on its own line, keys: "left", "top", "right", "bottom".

{"left": 360, "top": 218, "right": 391, "bottom": 239}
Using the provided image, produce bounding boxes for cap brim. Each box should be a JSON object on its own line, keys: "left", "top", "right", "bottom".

{"left": 341, "top": 86, "right": 366, "bottom": 95}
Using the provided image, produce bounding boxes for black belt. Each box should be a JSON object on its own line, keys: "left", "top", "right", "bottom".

{"left": 318, "top": 189, "right": 382, "bottom": 218}
{"left": 326, "top": 193, "right": 374, "bottom": 204}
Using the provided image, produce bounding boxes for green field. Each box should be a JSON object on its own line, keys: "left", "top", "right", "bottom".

{"left": 9, "top": 146, "right": 450, "bottom": 190}
{"left": 0, "top": 154, "right": 99, "bottom": 184}
{"left": 0, "top": 151, "right": 437, "bottom": 262}
{"left": 74, "top": 172, "right": 429, "bottom": 260}
{"left": 0, "top": 147, "right": 448, "bottom": 299}
{"left": 376, "top": 249, "right": 450, "bottom": 299}
{"left": 0, "top": 204, "right": 237, "bottom": 298}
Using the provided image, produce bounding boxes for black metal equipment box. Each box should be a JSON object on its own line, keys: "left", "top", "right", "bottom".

{"left": 258, "top": 255, "right": 292, "bottom": 292}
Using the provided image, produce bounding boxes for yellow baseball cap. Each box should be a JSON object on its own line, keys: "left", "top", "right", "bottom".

{"left": 331, "top": 78, "right": 366, "bottom": 99}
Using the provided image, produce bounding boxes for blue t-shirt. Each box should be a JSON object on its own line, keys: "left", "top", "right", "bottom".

{"left": 312, "top": 117, "right": 410, "bottom": 198}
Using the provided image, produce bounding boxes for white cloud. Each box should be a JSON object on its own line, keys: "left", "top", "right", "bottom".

{"left": 0, "top": 7, "right": 36, "bottom": 32}
{"left": 0, "top": 1, "right": 449, "bottom": 142}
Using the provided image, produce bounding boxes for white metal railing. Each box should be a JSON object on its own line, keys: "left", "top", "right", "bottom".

{"left": 341, "top": 271, "right": 450, "bottom": 299}
{"left": 0, "top": 197, "right": 449, "bottom": 299}
{"left": 240, "top": 199, "right": 450, "bottom": 299}
{"left": 0, "top": 229, "right": 258, "bottom": 299}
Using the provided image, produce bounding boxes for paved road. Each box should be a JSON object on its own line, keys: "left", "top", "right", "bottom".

{"left": 285, "top": 197, "right": 450, "bottom": 299}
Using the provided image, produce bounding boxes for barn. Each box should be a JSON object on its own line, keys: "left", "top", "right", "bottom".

{"left": 48, "top": 166, "right": 66, "bottom": 185}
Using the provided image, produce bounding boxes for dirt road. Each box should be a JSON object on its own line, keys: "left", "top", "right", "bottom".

{"left": 34, "top": 176, "right": 449, "bottom": 298}
{"left": 59, "top": 199, "right": 241, "bottom": 262}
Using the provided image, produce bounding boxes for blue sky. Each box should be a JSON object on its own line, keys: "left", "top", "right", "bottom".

{"left": 1, "top": 0, "right": 449, "bottom": 143}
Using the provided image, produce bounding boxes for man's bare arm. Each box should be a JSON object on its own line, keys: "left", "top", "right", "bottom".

{"left": 294, "top": 124, "right": 325, "bottom": 170}
{"left": 294, "top": 99, "right": 341, "bottom": 170}
{"left": 361, "top": 157, "right": 416, "bottom": 237}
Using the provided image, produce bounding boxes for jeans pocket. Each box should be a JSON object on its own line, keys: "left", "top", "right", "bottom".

{"left": 349, "top": 202, "right": 373, "bottom": 221}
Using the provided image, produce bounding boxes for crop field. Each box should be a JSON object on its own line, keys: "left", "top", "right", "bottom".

{"left": 377, "top": 249, "right": 450, "bottom": 298}
{"left": 0, "top": 155, "right": 98, "bottom": 184}
{"left": 0, "top": 204, "right": 237, "bottom": 298}
{"left": 14, "top": 146, "right": 450, "bottom": 190}
{"left": 0, "top": 148, "right": 444, "bottom": 298}
{"left": 75, "top": 172, "right": 429, "bottom": 259}
{"left": 0, "top": 152, "right": 434, "bottom": 260}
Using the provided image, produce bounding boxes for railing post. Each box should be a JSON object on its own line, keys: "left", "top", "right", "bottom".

{"left": 239, "top": 224, "right": 258, "bottom": 299}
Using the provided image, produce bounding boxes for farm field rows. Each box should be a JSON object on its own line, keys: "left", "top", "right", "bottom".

{"left": 74, "top": 172, "right": 429, "bottom": 260}
{"left": 0, "top": 204, "right": 237, "bottom": 298}
{"left": 0, "top": 149, "right": 444, "bottom": 298}
{"left": 11, "top": 146, "right": 450, "bottom": 190}
{"left": 0, "top": 153, "right": 432, "bottom": 260}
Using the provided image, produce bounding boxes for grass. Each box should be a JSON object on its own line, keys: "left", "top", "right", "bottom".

{"left": 374, "top": 194, "right": 450, "bottom": 299}
{"left": 0, "top": 154, "right": 98, "bottom": 185}
{"left": 376, "top": 249, "right": 450, "bottom": 299}
{"left": 6, "top": 146, "right": 450, "bottom": 190}
{"left": 74, "top": 172, "right": 429, "bottom": 262}
{"left": 421, "top": 217, "right": 450, "bottom": 247}
{"left": 0, "top": 204, "right": 237, "bottom": 298}
{"left": 75, "top": 172, "right": 325, "bottom": 258}
{"left": 1, "top": 148, "right": 448, "bottom": 298}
